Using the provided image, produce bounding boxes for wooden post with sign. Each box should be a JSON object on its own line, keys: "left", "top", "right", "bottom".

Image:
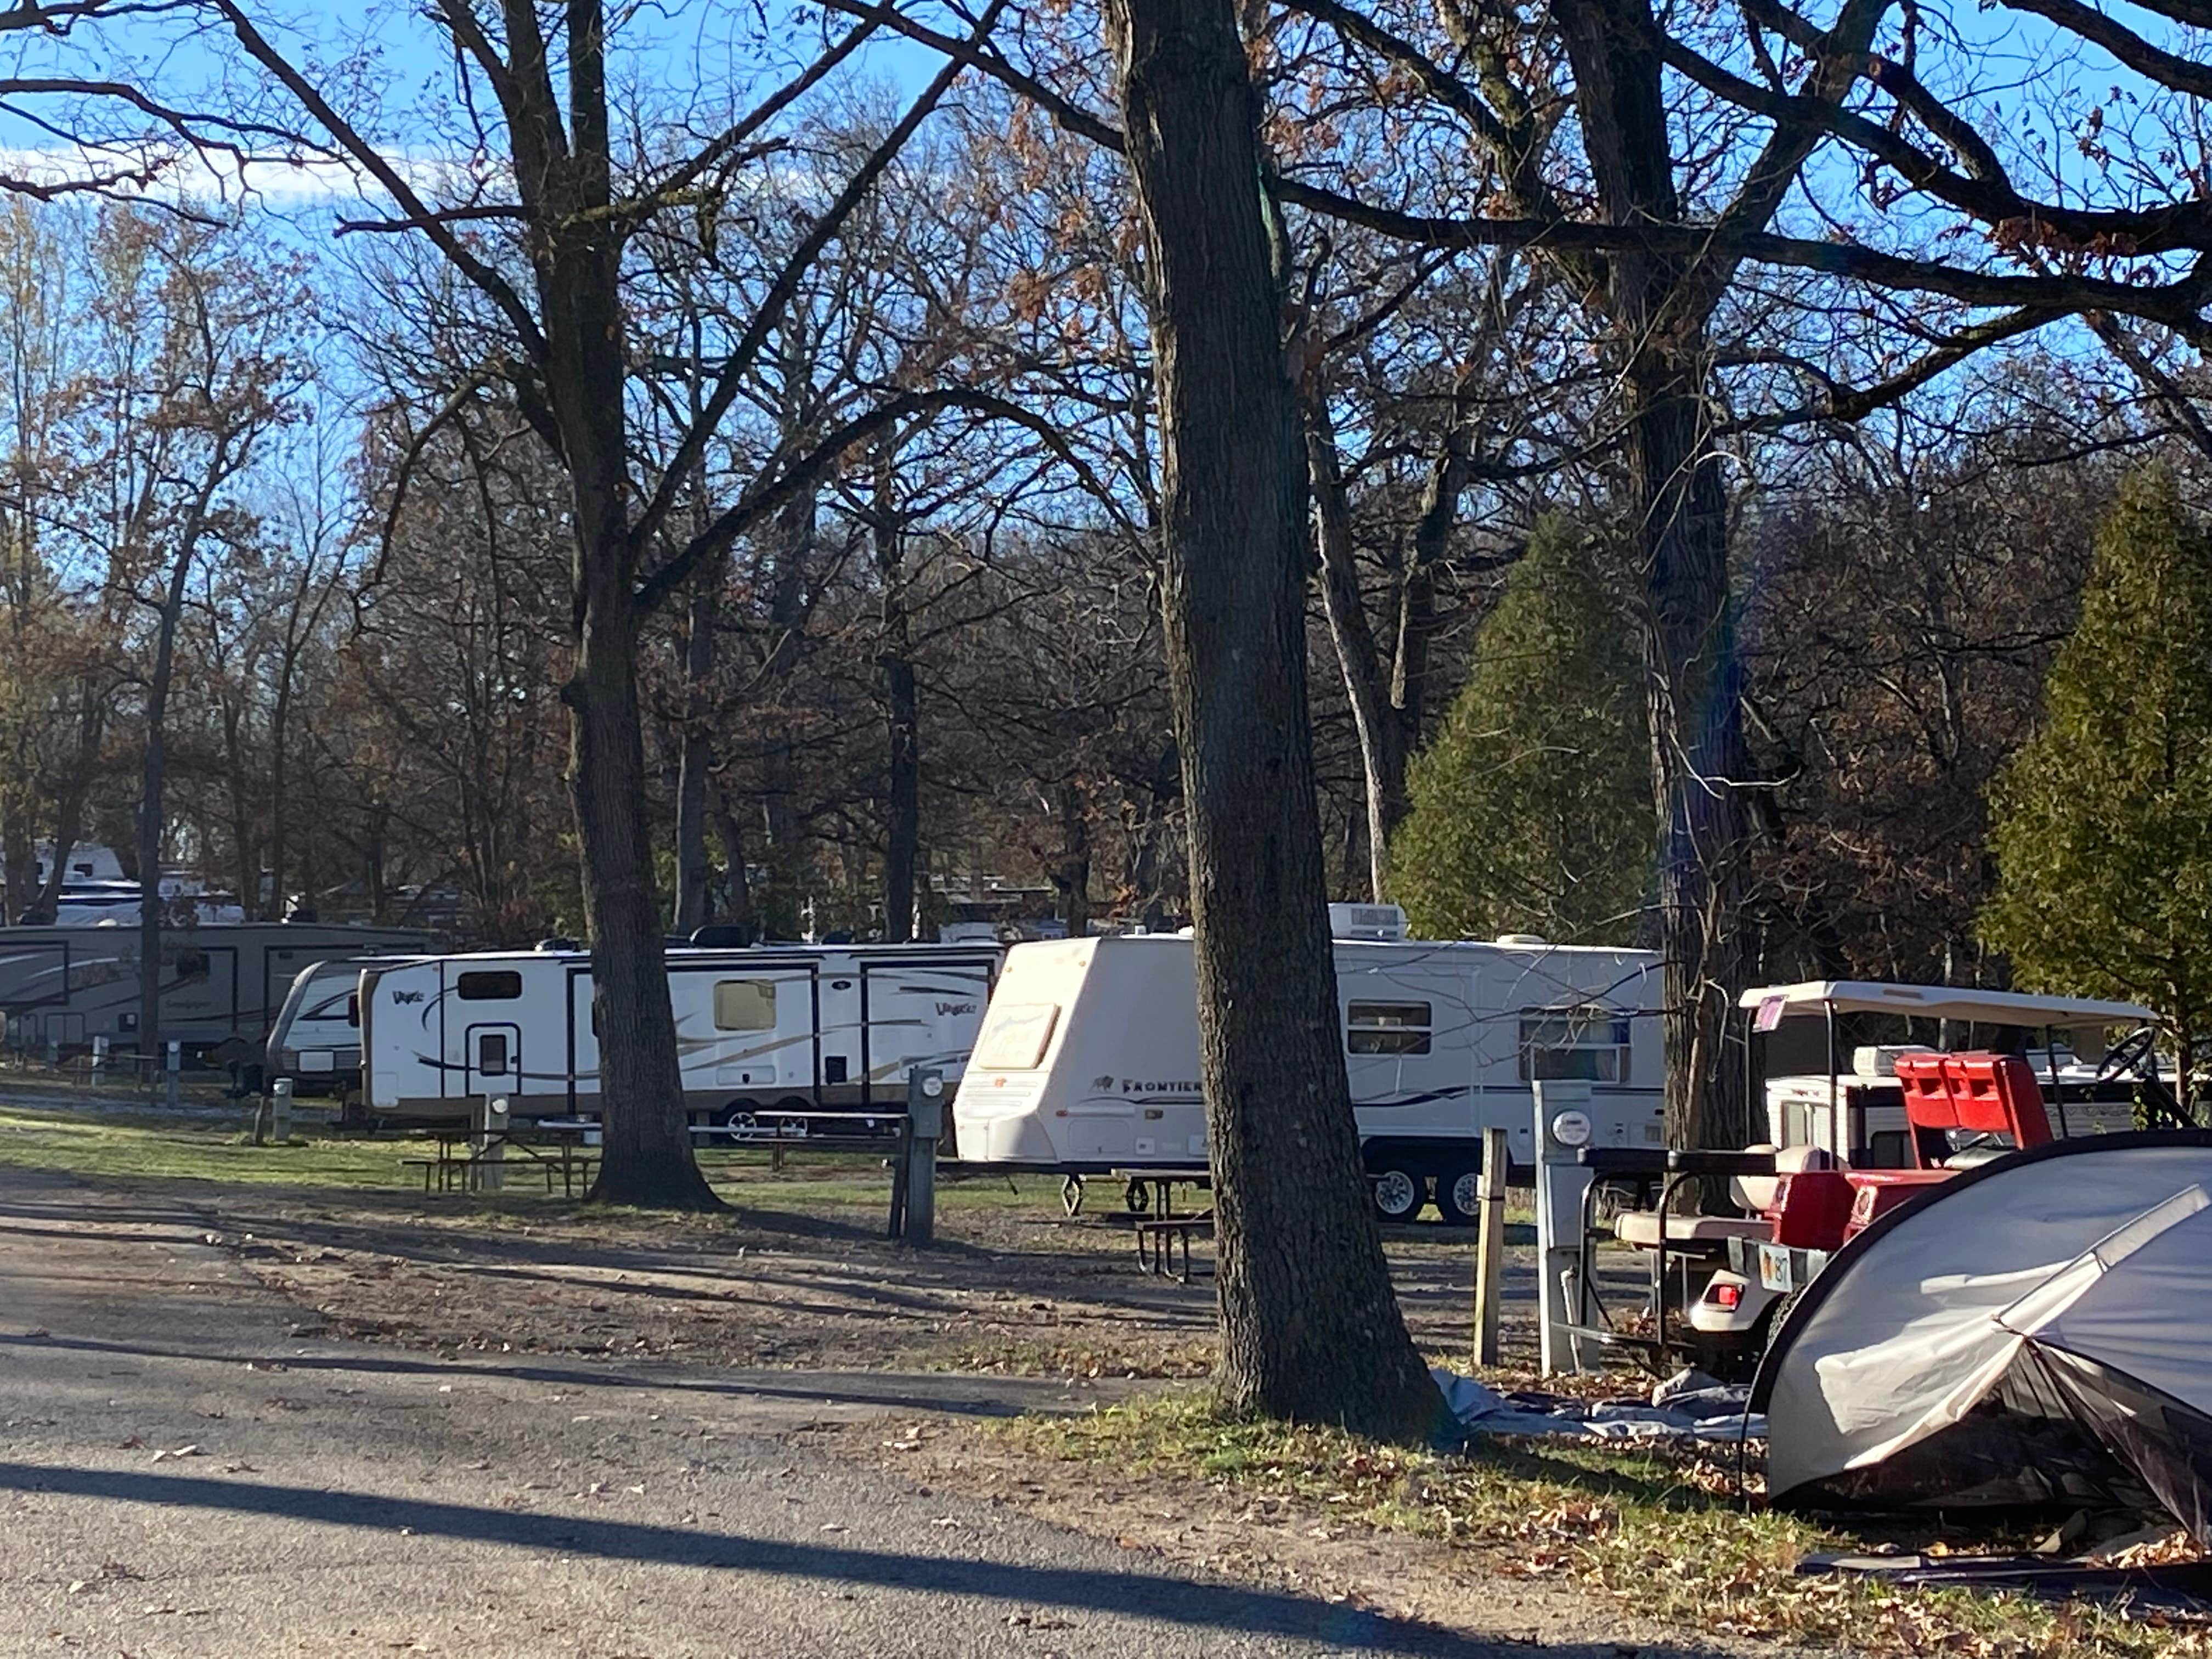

{"left": 1472, "top": 1125, "right": 1509, "bottom": 1368}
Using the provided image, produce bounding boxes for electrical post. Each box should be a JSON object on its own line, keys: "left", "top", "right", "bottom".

{"left": 166, "top": 1040, "right": 181, "bottom": 1111}
{"left": 474, "top": 1092, "right": 510, "bottom": 1192}
{"left": 903, "top": 1068, "right": 944, "bottom": 1245}
{"left": 1532, "top": 1079, "right": 1596, "bottom": 1376}
{"left": 1471, "top": 1124, "right": 1510, "bottom": 1368}
{"left": 270, "top": 1076, "right": 295, "bottom": 1145}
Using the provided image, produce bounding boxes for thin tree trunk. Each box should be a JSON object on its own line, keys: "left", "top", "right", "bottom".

{"left": 1555, "top": 0, "right": 1754, "bottom": 1156}
{"left": 710, "top": 774, "right": 758, "bottom": 942}
{"left": 25, "top": 680, "right": 103, "bottom": 925}
{"left": 1051, "top": 779, "right": 1090, "bottom": 938}
{"left": 138, "top": 531, "right": 200, "bottom": 1070}
{"left": 874, "top": 444, "right": 919, "bottom": 944}
{"left": 1305, "top": 393, "right": 1402, "bottom": 902}
{"left": 1105, "top": 0, "right": 1440, "bottom": 1436}
{"left": 670, "top": 572, "right": 716, "bottom": 935}
{"left": 1130, "top": 737, "right": 1180, "bottom": 930}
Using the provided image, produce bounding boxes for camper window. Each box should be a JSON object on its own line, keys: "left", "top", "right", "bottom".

{"left": 1347, "top": 1001, "right": 1432, "bottom": 1056}
{"left": 972, "top": 1002, "right": 1059, "bottom": 1070}
{"left": 713, "top": 979, "right": 777, "bottom": 1031}
{"left": 457, "top": 970, "right": 522, "bottom": 1001}
{"left": 1519, "top": 1010, "right": 1632, "bottom": 1082}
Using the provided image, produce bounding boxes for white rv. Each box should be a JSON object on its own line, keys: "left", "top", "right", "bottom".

{"left": 953, "top": 928, "right": 1663, "bottom": 1221}
{"left": 360, "top": 942, "right": 1002, "bottom": 1124}
{"left": 266, "top": 954, "right": 433, "bottom": 1095}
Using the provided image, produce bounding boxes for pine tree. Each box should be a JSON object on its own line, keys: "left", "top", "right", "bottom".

{"left": 1983, "top": 465, "right": 2212, "bottom": 1111}
{"left": 1393, "top": 518, "right": 1651, "bottom": 944}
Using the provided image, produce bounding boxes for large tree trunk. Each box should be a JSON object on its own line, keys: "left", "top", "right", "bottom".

{"left": 1105, "top": 0, "right": 1440, "bottom": 1436}
{"left": 534, "top": 12, "right": 716, "bottom": 1209}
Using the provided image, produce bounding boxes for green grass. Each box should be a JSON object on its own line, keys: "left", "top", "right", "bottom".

{"left": 0, "top": 1102, "right": 1073, "bottom": 1214}
{"left": 998, "top": 1395, "right": 2208, "bottom": 1657}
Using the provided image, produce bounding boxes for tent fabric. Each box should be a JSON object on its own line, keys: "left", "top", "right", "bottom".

{"left": 1756, "top": 1133, "right": 2212, "bottom": 1525}
{"left": 1735, "top": 980, "right": 2154, "bottom": 1029}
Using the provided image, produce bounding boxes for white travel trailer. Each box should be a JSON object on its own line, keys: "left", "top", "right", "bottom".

{"left": 266, "top": 954, "right": 434, "bottom": 1096}
{"left": 954, "top": 929, "right": 1663, "bottom": 1221}
{"left": 360, "top": 942, "right": 1003, "bottom": 1124}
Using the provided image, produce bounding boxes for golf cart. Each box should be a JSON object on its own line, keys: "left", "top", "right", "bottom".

{"left": 1569, "top": 981, "right": 2166, "bottom": 1378}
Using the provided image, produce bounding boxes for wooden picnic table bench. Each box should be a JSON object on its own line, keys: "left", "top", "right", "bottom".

{"left": 407, "top": 1129, "right": 597, "bottom": 1197}
{"left": 1132, "top": 1212, "right": 1214, "bottom": 1283}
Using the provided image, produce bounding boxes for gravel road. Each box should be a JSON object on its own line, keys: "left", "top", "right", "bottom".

{"left": 0, "top": 1166, "right": 1707, "bottom": 1659}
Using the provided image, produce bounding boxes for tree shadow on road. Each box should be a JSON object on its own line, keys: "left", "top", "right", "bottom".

{"left": 0, "top": 1458, "right": 1751, "bottom": 1658}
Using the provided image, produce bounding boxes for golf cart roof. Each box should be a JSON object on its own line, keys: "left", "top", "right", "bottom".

{"left": 1737, "top": 981, "right": 2155, "bottom": 1029}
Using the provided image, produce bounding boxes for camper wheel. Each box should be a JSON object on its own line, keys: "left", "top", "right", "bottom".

{"left": 1369, "top": 1167, "right": 1427, "bottom": 1222}
{"left": 1434, "top": 1167, "right": 1484, "bottom": 1227}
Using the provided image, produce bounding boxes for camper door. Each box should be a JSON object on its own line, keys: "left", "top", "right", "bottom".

{"left": 453, "top": 967, "right": 524, "bottom": 1099}
{"left": 567, "top": 968, "right": 599, "bottom": 1109}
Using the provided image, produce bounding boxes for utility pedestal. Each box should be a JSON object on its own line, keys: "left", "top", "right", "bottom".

{"left": 1532, "top": 1079, "right": 1596, "bottom": 1377}
{"left": 165, "top": 1040, "right": 181, "bottom": 1111}
{"left": 473, "top": 1093, "right": 510, "bottom": 1192}
{"left": 90, "top": 1035, "right": 108, "bottom": 1085}
{"left": 901, "top": 1069, "right": 945, "bottom": 1244}
{"left": 269, "top": 1076, "right": 295, "bottom": 1144}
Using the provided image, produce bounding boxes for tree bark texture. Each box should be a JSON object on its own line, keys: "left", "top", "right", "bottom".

{"left": 1105, "top": 0, "right": 1441, "bottom": 1436}
{"left": 1555, "top": 0, "right": 1752, "bottom": 1153}
{"left": 527, "top": 1, "right": 716, "bottom": 1208}
{"left": 874, "top": 443, "right": 919, "bottom": 943}
{"left": 670, "top": 572, "right": 717, "bottom": 936}
{"left": 137, "top": 532, "right": 197, "bottom": 1065}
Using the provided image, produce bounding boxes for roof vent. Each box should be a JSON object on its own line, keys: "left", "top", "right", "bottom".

{"left": 1494, "top": 933, "right": 1549, "bottom": 947}
{"left": 1329, "top": 902, "right": 1408, "bottom": 941}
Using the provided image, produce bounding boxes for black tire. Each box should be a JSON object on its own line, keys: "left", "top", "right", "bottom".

{"left": 1433, "top": 1166, "right": 1484, "bottom": 1226}
{"left": 1369, "top": 1166, "right": 1427, "bottom": 1223}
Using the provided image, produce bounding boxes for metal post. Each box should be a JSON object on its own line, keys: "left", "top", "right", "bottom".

{"left": 473, "top": 1093, "right": 509, "bottom": 1192}
{"left": 1532, "top": 1079, "right": 1596, "bottom": 1376}
{"left": 270, "top": 1076, "right": 294, "bottom": 1144}
{"left": 1471, "top": 1124, "right": 1509, "bottom": 1368}
{"left": 903, "top": 1068, "right": 944, "bottom": 1245}
{"left": 166, "top": 1040, "right": 181, "bottom": 1111}
{"left": 91, "top": 1035, "right": 108, "bottom": 1086}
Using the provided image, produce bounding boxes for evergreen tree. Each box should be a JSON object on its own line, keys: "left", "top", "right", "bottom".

{"left": 1393, "top": 518, "right": 1651, "bottom": 943}
{"left": 1983, "top": 465, "right": 2212, "bottom": 1111}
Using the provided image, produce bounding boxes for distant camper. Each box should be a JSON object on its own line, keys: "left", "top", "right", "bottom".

{"left": 0, "top": 922, "right": 435, "bottom": 1060}
{"left": 953, "top": 917, "right": 1662, "bottom": 1222}
{"left": 357, "top": 942, "right": 1003, "bottom": 1124}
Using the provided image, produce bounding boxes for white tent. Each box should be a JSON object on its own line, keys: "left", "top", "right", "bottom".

{"left": 1756, "top": 1131, "right": 2212, "bottom": 1539}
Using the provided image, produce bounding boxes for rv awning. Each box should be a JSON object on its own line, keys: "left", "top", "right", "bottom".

{"left": 1736, "top": 981, "right": 2155, "bottom": 1028}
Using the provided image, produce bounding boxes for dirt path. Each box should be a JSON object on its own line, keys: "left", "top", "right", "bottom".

{"left": 0, "top": 1165, "right": 1784, "bottom": 1658}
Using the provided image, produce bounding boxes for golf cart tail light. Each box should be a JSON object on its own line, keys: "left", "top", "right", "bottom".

{"left": 1711, "top": 1282, "right": 1742, "bottom": 1309}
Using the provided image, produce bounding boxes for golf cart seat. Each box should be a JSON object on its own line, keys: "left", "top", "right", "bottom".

{"left": 1730, "top": 1143, "right": 1838, "bottom": 1213}
{"left": 1612, "top": 1210, "right": 1772, "bottom": 1248}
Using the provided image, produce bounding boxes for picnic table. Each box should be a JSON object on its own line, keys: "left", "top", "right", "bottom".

{"left": 402, "top": 1124, "right": 598, "bottom": 1196}
{"left": 1101, "top": 1169, "right": 1214, "bottom": 1283}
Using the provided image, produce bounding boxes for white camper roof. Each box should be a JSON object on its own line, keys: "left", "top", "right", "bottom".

{"left": 1737, "top": 980, "right": 2154, "bottom": 1029}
